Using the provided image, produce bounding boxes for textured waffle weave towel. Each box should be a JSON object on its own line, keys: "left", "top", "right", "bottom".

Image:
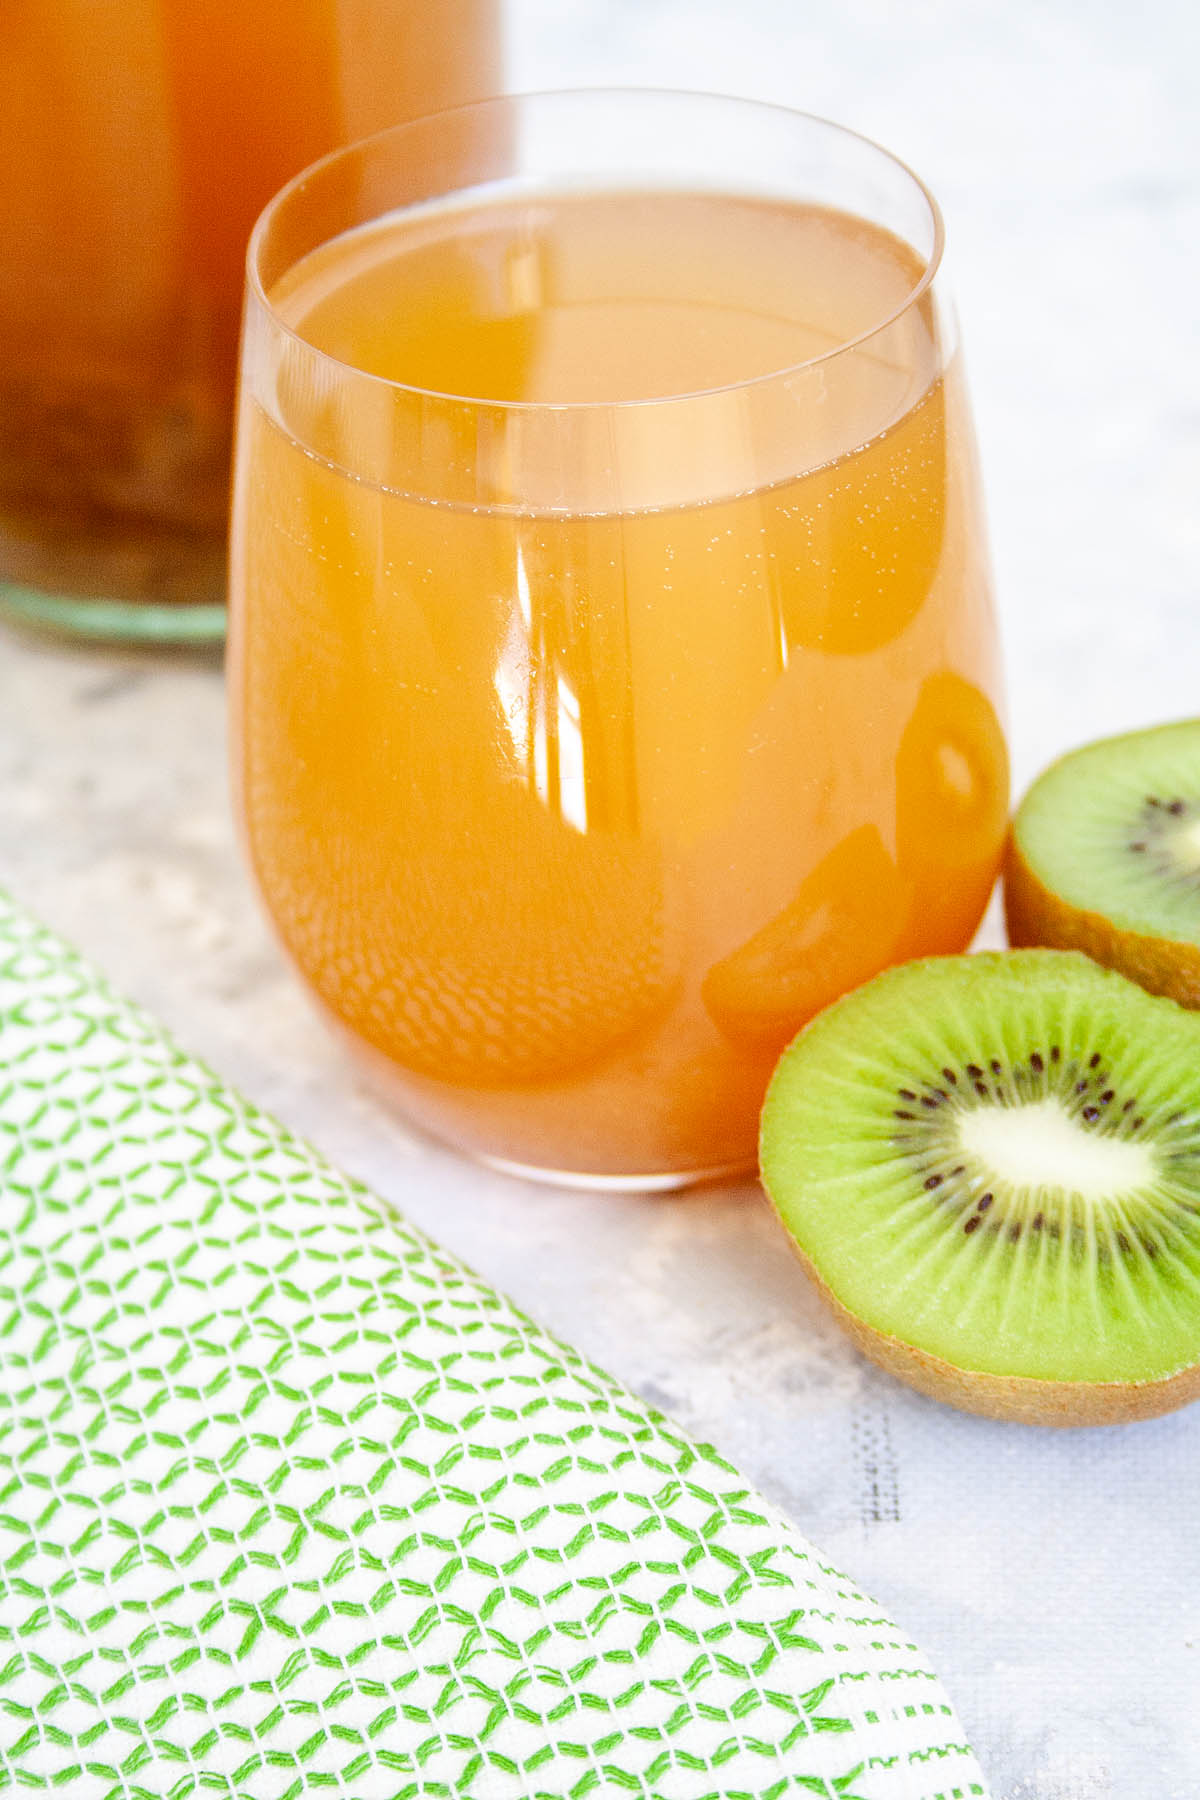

{"left": 0, "top": 891, "right": 990, "bottom": 1799}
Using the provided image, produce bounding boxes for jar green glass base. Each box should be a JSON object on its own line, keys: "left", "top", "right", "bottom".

{"left": 0, "top": 514, "right": 227, "bottom": 644}
{"left": 0, "top": 583, "right": 226, "bottom": 644}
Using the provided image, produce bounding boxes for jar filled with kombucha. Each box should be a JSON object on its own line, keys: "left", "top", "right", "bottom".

{"left": 0, "top": 1, "right": 500, "bottom": 641}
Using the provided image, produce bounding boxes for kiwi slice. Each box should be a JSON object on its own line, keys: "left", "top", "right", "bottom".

{"left": 1006, "top": 719, "right": 1200, "bottom": 1007}
{"left": 760, "top": 949, "right": 1200, "bottom": 1425}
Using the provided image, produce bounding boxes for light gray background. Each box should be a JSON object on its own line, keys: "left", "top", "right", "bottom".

{"left": 3, "top": 3, "right": 1199, "bottom": 1795}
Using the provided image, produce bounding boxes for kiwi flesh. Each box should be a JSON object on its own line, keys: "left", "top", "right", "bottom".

{"left": 1006, "top": 719, "right": 1200, "bottom": 1007}
{"left": 760, "top": 949, "right": 1200, "bottom": 1425}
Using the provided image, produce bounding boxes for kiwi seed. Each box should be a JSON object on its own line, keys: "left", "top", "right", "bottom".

{"left": 1006, "top": 719, "right": 1200, "bottom": 1007}
{"left": 759, "top": 949, "right": 1200, "bottom": 1426}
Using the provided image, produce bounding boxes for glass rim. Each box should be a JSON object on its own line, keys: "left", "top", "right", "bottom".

{"left": 245, "top": 86, "right": 946, "bottom": 417}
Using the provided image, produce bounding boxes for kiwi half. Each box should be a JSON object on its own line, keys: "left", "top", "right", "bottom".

{"left": 760, "top": 950, "right": 1200, "bottom": 1425}
{"left": 1006, "top": 719, "right": 1200, "bottom": 1007}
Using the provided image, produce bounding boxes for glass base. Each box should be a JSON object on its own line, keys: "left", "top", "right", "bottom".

{"left": 473, "top": 1148, "right": 758, "bottom": 1194}
{"left": 330, "top": 1012, "right": 760, "bottom": 1194}
{"left": 0, "top": 506, "right": 228, "bottom": 646}
{"left": 0, "top": 580, "right": 226, "bottom": 645}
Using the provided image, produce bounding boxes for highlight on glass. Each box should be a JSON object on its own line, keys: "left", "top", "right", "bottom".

{"left": 228, "top": 89, "right": 1008, "bottom": 1188}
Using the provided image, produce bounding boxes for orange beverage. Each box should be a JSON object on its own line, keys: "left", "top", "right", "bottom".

{"left": 230, "top": 95, "right": 1007, "bottom": 1185}
{"left": 0, "top": 1, "right": 498, "bottom": 638}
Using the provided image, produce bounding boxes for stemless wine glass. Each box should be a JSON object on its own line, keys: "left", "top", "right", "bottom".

{"left": 229, "top": 90, "right": 1008, "bottom": 1189}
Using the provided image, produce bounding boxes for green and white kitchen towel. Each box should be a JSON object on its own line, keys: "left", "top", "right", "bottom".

{"left": 0, "top": 890, "right": 988, "bottom": 1799}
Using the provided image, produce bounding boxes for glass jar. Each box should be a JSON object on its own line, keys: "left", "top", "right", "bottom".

{"left": 0, "top": 1, "right": 500, "bottom": 642}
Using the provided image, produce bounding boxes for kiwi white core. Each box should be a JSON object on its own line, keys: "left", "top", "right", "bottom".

{"left": 957, "top": 1097, "right": 1157, "bottom": 1199}
{"left": 1173, "top": 817, "right": 1200, "bottom": 870}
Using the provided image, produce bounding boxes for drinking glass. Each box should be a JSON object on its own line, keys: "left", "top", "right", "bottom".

{"left": 0, "top": 1, "right": 499, "bottom": 643}
{"left": 229, "top": 90, "right": 1007, "bottom": 1188}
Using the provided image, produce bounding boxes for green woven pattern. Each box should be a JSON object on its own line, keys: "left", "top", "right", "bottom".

{"left": 0, "top": 893, "right": 989, "bottom": 1799}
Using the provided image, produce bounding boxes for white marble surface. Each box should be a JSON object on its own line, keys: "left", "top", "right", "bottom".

{"left": 3, "top": 3, "right": 1199, "bottom": 1795}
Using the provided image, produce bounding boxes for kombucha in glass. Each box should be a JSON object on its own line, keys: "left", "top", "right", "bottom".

{"left": 231, "top": 103, "right": 1007, "bottom": 1184}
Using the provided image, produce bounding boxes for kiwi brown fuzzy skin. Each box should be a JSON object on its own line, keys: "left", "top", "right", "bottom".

{"left": 788, "top": 1237, "right": 1200, "bottom": 1426}
{"left": 1005, "top": 833, "right": 1200, "bottom": 1010}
